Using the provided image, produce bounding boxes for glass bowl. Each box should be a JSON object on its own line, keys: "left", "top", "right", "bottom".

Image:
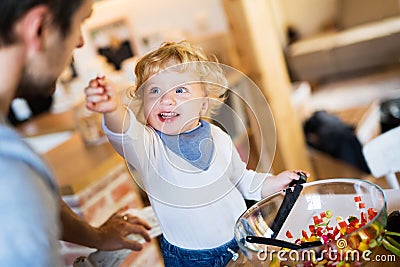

{"left": 235, "top": 179, "right": 387, "bottom": 266}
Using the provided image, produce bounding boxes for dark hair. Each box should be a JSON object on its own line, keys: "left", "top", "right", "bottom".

{"left": 0, "top": 0, "right": 83, "bottom": 46}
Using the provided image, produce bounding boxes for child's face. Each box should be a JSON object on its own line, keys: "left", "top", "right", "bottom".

{"left": 142, "top": 70, "right": 209, "bottom": 135}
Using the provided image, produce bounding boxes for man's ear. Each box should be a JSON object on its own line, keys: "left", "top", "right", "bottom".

{"left": 15, "top": 5, "right": 51, "bottom": 55}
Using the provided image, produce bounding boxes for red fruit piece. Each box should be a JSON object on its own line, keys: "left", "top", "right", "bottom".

{"left": 338, "top": 221, "right": 347, "bottom": 229}
{"left": 313, "top": 215, "right": 320, "bottom": 225}
{"left": 286, "top": 230, "right": 293, "bottom": 239}
{"left": 309, "top": 224, "right": 315, "bottom": 234}
{"left": 368, "top": 208, "right": 378, "bottom": 220}
{"left": 361, "top": 212, "right": 367, "bottom": 223}
{"left": 302, "top": 230, "right": 308, "bottom": 239}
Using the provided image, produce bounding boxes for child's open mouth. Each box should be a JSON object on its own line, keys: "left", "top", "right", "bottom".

{"left": 158, "top": 112, "right": 179, "bottom": 121}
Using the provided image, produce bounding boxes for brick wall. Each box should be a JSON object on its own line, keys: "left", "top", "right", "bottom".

{"left": 61, "top": 163, "right": 163, "bottom": 267}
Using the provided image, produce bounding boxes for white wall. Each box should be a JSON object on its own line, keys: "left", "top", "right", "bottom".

{"left": 120, "top": 0, "right": 228, "bottom": 51}
{"left": 74, "top": 0, "right": 227, "bottom": 74}
{"left": 277, "top": 0, "right": 338, "bottom": 39}
{"left": 72, "top": 0, "right": 229, "bottom": 86}
{"left": 72, "top": 0, "right": 339, "bottom": 82}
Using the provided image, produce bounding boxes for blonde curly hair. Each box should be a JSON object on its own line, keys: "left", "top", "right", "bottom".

{"left": 129, "top": 40, "right": 228, "bottom": 117}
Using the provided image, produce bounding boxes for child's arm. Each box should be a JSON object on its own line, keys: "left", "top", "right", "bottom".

{"left": 85, "top": 76, "right": 129, "bottom": 134}
{"left": 230, "top": 140, "right": 309, "bottom": 199}
{"left": 261, "top": 170, "right": 310, "bottom": 198}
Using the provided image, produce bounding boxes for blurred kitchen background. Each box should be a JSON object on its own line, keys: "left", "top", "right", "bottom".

{"left": 11, "top": 0, "right": 400, "bottom": 265}
{"left": 14, "top": 0, "right": 400, "bottom": 203}
{"left": 44, "top": 0, "right": 400, "bottom": 181}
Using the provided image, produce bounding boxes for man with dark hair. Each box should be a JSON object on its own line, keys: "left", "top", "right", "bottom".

{"left": 0, "top": 1, "right": 151, "bottom": 266}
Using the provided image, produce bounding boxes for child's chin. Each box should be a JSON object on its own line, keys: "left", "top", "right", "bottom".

{"left": 157, "top": 127, "right": 180, "bottom": 135}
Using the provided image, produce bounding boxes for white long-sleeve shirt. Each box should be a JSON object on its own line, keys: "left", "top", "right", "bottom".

{"left": 103, "top": 108, "right": 270, "bottom": 249}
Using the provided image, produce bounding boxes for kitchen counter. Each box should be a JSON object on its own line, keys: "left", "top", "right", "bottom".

{"left": 18, "top": 109, "right": 76, "bottom": 137}
{"left": 43, "top": 132, "right": 117, "bottom": 195}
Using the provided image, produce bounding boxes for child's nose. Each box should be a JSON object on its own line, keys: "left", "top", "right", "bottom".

{"left": 160, "top": 91, "right": 175, "bottom": 105}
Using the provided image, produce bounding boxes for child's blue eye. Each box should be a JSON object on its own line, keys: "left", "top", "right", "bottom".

{"left": 150, "top": 87, "right": 161, "bottom": 94}
{"left": 176, "top": 86, "right": 188, "bottom": 93}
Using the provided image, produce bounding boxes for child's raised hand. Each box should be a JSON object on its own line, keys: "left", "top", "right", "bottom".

{"left": 261, "top": 170, "right": 310, "bottom": 198}
{"left": 85, "top": 76, "right": 119, "bottom": 113}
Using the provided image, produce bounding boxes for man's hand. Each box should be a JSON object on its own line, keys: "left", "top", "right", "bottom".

{"left": 60, "top": 200, "right": 151, "bottom": 251}
{"left": 94, "top": 207, "right": 152, "bottom": 251}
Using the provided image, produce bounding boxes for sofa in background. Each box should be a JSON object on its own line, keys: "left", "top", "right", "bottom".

{"left": 286, "top": 0, "right": 400, "bottom": 83}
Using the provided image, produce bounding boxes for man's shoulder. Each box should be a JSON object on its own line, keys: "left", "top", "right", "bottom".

{"left": 0, "top": 157, "right": 51, "bottom": 190}
{"left": 0, "top": 125, "right": 59, "bottom": 193}
{"left": 0, "top": 157, "right": 61, "bottom": 267}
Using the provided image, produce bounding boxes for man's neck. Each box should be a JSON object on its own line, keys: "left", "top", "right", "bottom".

{"left": 0, "top": 44, "right": 25, "bottom": 115}
{"left": 0, "top": 112, "right": 6, "bottom": 125}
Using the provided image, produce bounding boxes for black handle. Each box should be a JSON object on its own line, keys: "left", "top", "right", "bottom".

{"left": 246, "top": 235, "right": 322, "bottom": 250}
{"left": 246, "top": 236, "right": 301, "bottom": 250}
{"left": 270, "top": 171, "right": 308, "bottom": 238}
{"left": 288, "top": 171, "right": 308, "bottom": 187}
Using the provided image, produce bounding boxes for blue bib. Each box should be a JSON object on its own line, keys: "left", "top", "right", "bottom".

{"left": 156, "top": 120, "right": 214, "bottom": 170}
